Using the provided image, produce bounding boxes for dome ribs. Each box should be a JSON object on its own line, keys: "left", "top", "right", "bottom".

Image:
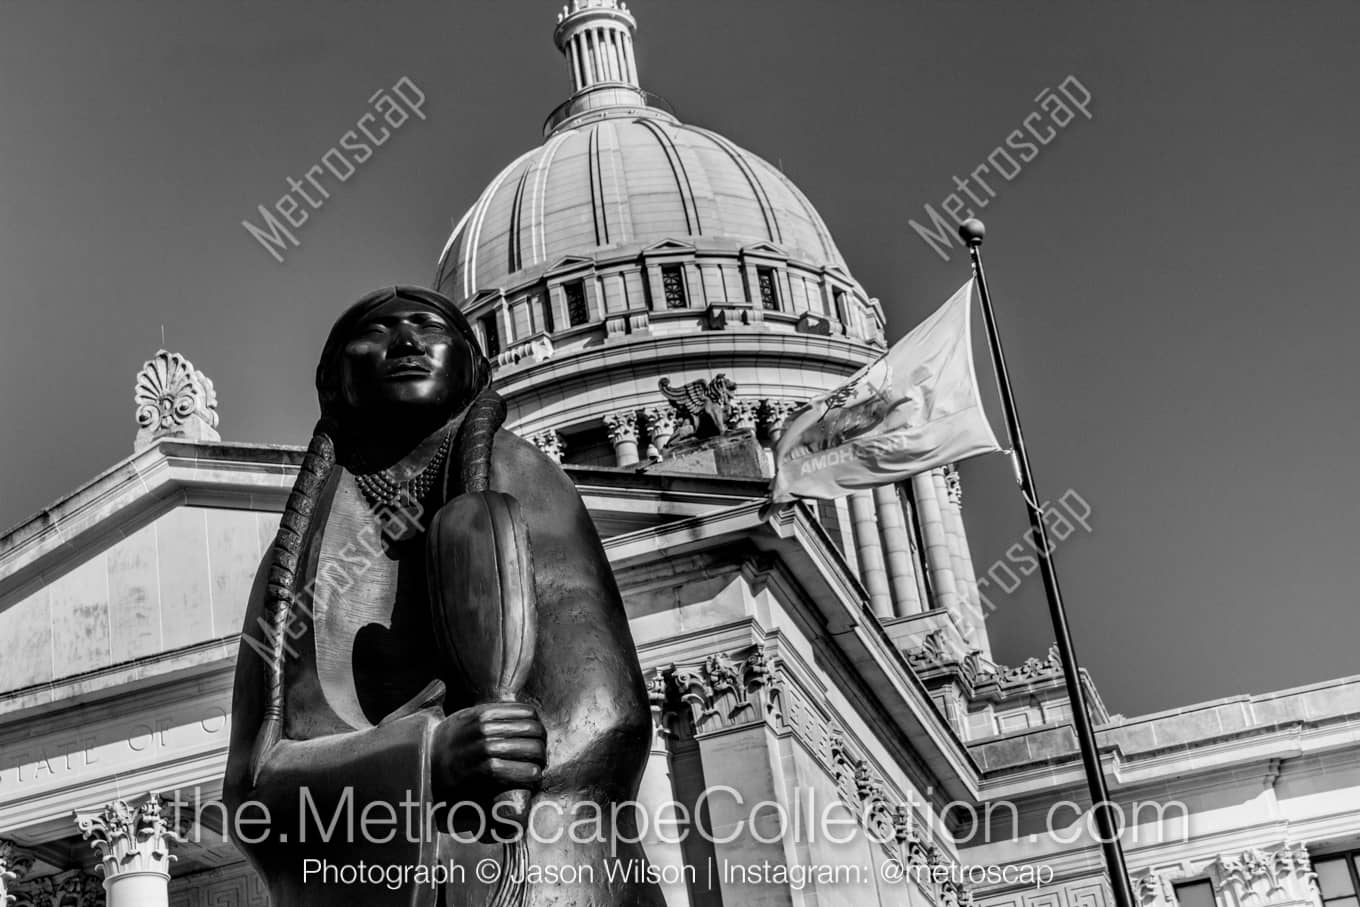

{"left": 508, "top": 165, "right": 532, "bottom": 275}
{"left": 599, "top": 121, "right": 633, "bottom": 247}
{"left": 776, "top": 170, "right": 840, "bottom": 271}
{"left": 634, "top": 117, "right": 701, "bottom": 237}
{"left": 465, "top": 149, "right": 537, "bottom": 298}
{"left": 437, "top": 123, "right": 852, "bottom": 304}
{"left": 587, "top": 126, "right": 609, "bottom": 247}
{"left": 532, "top": 131, "right": 574, "bottom": 268}
{"left": 693, "top": 126, "right": 783, "bottom": 246}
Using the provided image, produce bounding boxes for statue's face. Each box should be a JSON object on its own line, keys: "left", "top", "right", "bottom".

{"left": 338, "top": 298, "right": 475, "bottom": 417}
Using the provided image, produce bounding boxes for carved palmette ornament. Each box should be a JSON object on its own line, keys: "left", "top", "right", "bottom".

{"left": 133, "top": 350, "right": 220, "bottom": 449}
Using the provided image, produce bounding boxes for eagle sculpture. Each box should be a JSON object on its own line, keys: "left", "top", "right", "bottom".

{"left": 658, "top": 373, "right": 738, "bottom": 447}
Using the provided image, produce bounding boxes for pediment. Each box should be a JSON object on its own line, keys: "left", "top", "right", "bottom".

{"left": 640, "top": 239, "right": 696, "bottom": 255}
{"left": 544, "top": 254, "right": 596, "bottom": 276}
{"left": 739, "top": 241, "right": 789, "bottom": 260}
{"left": 468, "top": 287, "right": 506, "bottom": 308}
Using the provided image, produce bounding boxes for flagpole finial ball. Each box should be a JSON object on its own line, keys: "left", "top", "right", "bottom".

{"left": 958, "top": 218, "right": 986, "bottom": 246}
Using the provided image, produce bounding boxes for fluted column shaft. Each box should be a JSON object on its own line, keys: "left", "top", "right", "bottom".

{"left": 911, "top": 471, "right": 960, "bottom": 615}
{"left": 873, "top": 485, "right": 923, "bottom": 617}
{"left": 571, "top": 34, "right": 587, "bottom": 90}
{"left": 938, "top": 468, "right": 989, "bottom": 656}
{"left": 849, "top": 491, "right": 893, "bottom": 619}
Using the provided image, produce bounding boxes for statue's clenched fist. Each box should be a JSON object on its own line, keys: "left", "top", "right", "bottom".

{"left": 432, "top": 702, "right": 546, "bottom": 805}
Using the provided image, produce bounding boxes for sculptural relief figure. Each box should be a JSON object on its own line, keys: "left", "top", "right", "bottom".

{"left": 657, "top": 373, "right": 737, "bottom": 447}
{"left": 224, "top": 286, "right": 664, "bottom": 907}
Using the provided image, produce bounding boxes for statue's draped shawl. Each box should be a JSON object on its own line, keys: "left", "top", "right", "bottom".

{"left": 308, "top": 471, "right": 402, "bottom": 730}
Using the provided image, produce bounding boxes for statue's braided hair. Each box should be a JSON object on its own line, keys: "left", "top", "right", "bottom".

{"left": 249, "top": 286, "right": 495, "bottom": 786}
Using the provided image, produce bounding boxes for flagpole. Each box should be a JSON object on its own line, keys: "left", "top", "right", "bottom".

{"left": 959, "top": 218, "right": 1134, "bottom": 907}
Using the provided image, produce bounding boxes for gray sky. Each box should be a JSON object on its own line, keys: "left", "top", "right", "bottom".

{"left": 1, "top": 0, "right": 1357, "bottom": 718}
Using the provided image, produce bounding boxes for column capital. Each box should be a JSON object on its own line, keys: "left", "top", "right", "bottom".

{"left": 2, "top": 839, "right": 104, "bottom": 907}
{"left": 529, "top": 429, "right": 566, "bottom": 463}
{"left": 758, "top": 398, "right": 800, "bottom": 439}
{"left": 1129, "top": 868, "right": 1175, "bottom": 907}
{"left": 1210, "top": 842, "right": 1319, "bottom": 906}
{"left": 661, "top": 647, "right": 775, "bottom": 736}
{"left": 604, "top": 410, "right": 640, "bottom": 466}
{"left": 75, "top": 795, "right": 181, "bottom": 882}
{"left": 726, "top": 398, "right": 759, "bottom": 432}
{"left": 0, "top": 840, "right": 35, "bottom": 906}
{"left": 643, "top": 406, "right": 675, "bottom": 440}
{"left": 603, "top": 409, "right": 639, "bottom": 444}
{"left": 643, "top": 407, "right": 675, "bottom": 461}
{"left": 943, "top": 463, "right": 963, "bottom": 505}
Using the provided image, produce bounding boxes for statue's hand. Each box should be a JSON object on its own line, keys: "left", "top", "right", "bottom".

{"left": 431, "top": 702, "right": 546, "bottom": 805}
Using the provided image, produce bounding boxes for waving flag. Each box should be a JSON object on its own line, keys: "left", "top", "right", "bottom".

{"left": 770, "top": 280, "right": 1002, "bottom": 502}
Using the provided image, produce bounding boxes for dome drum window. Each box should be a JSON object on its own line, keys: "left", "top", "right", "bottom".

{"left": 757, "top": 267, "right": 779, "bottom": 312}
{"left": 661, "top": 266, "right": 687, "bottom": 309}
{"left": 565, "top": 280, "right": 590, "bottom": 327}
{"left": 479, "top": 313, "right": 501, "bottom": 359}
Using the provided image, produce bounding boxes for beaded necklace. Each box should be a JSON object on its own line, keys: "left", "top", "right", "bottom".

{"left": 351, "top": 427, "right": 454, "bottom": 524}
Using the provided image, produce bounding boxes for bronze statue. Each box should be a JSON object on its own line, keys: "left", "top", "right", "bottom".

{"left": 224, "top": 286, "right": 664, "bottom": 907}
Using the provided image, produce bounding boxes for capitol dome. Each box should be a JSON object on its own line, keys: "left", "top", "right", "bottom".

{"left": 434, "top": 112, "right": 850, "bottom": 303}
{"left": 431, "top": 0, "right": 886, "bottom": 460}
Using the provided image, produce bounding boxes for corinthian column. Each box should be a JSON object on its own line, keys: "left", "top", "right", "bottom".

{"left": 604, "top": 410, "right": 640, "bottom": 466}
{"left": 529, "top": 429, "right": 566, "bottom": 463}
{"left": 644, "top": 407, "right": 676, "bottom": 459}
{"left": 0, "top": 841, "right": 33, "bottom": 906}
{"left": 76, "top": 795, "right": 180, "bottom": 907}
{"left": 873, "top": 485, "right": 923, "bottom": 616}
{"left": 938, "top": 464, "right": 990, "bottom": 657}
{"left": 727, "top": 399, "right": 759, "bottom": 432}
{"left": 759, "top": 399, "right": 799, "bottom": 447}
{"left": 911, "top": 470, "right": 960, "bottom": 615}
{"left": 1211, "top": 843, "right": 1322, "bottom": 907}
{"left": 759, "top": 399, "right": 800, "bottom": 476}
{"left": 848, "top": 492, "right": 893, "bottom": 619}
